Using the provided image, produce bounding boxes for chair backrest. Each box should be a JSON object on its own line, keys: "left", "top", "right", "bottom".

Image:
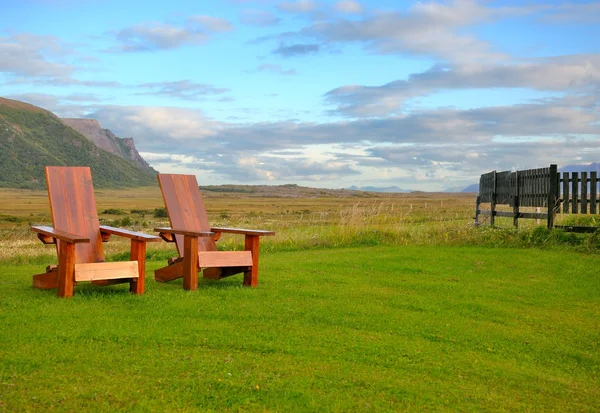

{"left": 45, "top": 166, "right": 104, "bottom": 264}
{"left": 157, "top": 174, "right": 217, "bottom": 257}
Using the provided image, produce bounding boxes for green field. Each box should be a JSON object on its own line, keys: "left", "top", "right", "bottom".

{"left": 0, "top": 188, "right": 599, "bottom": 411}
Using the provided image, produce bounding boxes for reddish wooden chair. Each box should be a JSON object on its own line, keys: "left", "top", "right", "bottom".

{"left": 154, "top": 174, "right": 275, "bottom": 290}
{"left": 31, "top": 166, "right": 160, "bottom": 298}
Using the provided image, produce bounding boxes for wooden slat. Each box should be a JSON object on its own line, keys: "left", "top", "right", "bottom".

{"left": 591, "top": 172, "right": 597, "bottom": 214}
{"left": 555, "top": 225, "right": 599, "bottom": 233}
{"left": 479, "top": 210, "right": 548, "bottom": 219}
{"left": 31, "top": 225, "right": 89, "bottom": 244}
{"left": 155, "top": 260, "right": 184, "bottom": 283}
{"left": 129, "top": 240, "right": 146, "bottom": 294}
{"left": 581, "top": 172, "right": 588, "bottom": 214}
{"left": 211, "top": 227, "right": 275, "bottom": 236}
{"left": 158, "top": 174, "right": 217, "bottom": 257}
{"left": 563, "top": 172, "right": 569, "bottom": 213}
{"left": 100, "top": 225, "right": 160, "bottom": 242}
{"left": 548, "top": 164, "right": 558, "bottom": 228}
{"left": 46, "top": 166, "right": 104, "bottom": 264}
{"left": 74, "top": 261, "right": 138, "bottom": 282}
{"left": 154, "top": 227, "right": 215, "bottom": 237}
{"left": 244, "top": 235, "right": 260, "bottom": 287}
{"left": 198, "top": 251, "right": 252, "bottom": 268}
{"left": 33, "top": 267, "right": 59, "bottom": 290}
{"left": 183, "top": 235, "right": 199, "bottom": 290}
{"left": 572, "top": 172, "right": 579, "bottom": 214}
{"left": 57, "top": 241, "right": 76, "bottom": 298}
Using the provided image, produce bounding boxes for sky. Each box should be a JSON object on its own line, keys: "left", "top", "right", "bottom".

{"left": 1, "top": 0, "right": 599, "bottom": 191}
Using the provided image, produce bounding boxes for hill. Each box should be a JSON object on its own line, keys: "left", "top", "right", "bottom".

{"left": 346, "top": 185, "right": 410, "bottom": 193}
{"left": 61, "top": 118, "right": 155, "bottom": 172}
{"left": 0, "top": 97, "right": 157, "bottom": 189}
{"left": 559, "top": 162, "right": 600, "bottom": 174}
{"left": 199, "top": 183, "right": 390, "bottom": 198}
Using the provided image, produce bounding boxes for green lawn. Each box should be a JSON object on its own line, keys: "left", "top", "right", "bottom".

{"left": 1, "top": 245, "right": 599, "bottom": 412}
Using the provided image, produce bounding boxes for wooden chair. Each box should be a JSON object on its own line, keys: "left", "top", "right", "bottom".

{"left": 31, "top": 166, "right": 160, "bottom": 297}
{"left": 154, "top": 174, "right": 275, "bottom": 290}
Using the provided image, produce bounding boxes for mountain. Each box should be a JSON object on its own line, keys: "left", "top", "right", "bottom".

{"left": 346, "top": 185, "right": 410, "bottom": 193}
{"left": 461, "top": 183, "right": 479, "bottom": 193}
{"left": 0, "top": 97, "right": 157, "bottom": 189}
{"left": 61, "top": 118, "right": 155, "bottom": 171}
{"left": 559, "top": 162, "right": 600, "bottom": 173}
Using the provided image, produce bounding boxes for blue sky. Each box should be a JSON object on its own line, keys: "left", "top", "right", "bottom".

{"left": 1, "top": 0, "right": 599, "bottom": 190}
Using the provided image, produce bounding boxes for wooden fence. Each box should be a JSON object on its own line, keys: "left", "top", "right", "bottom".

{"left": 475, "top": 164, "right": 600, "bottom": 229}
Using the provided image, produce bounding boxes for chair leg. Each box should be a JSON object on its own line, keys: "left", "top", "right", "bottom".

{"left": 182, "top": 235, "right": 199, "bottom": 291}
{"left": 243, "top": 235, "right": 260, "bottom": 287}
{"left": 129, "top": 240, "right": 146, "bottom": 295}
{"left": 57, "top": 242, "right": 76, "bottom": 298}
{"left": 33, "top": 267, "right": 59, "bottom": 290}
{"left": 155, "top": 260, "right": 185, "bottom": 282}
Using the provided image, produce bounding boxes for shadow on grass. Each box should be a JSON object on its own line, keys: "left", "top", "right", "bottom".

{"left": 154, "top": 276, "right": 249, "bottom": 290}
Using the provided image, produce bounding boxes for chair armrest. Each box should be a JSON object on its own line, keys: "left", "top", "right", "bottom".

{"left": 154, "top": 227, "right": 216, "bottom": 237}
{"left": 100, "top": 225, "right": 161, "bottom": 242}
{"left": 31, "top": 225, "right": 90, "bottom": 244}
{"left": 211, "top": 227, "right": 275, "bottom": 236}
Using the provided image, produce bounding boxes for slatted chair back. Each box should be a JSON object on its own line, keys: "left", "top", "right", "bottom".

{"left": 157, "top": 174, "right": 217, "bottom": 257}
{"left": 45, "top": 166, "right": 104, "bottom": 264}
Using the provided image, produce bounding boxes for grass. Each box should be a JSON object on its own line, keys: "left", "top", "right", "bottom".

{"left": 1, "top": 187, "right": 599, "bottom": 263}
{"left": 0, "top": 187, "right": 599, "bottom": 411}
{"left": 1, "top": 245, "right": 599, "bottom": 411}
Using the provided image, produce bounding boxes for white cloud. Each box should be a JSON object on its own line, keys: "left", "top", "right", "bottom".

{"left": 326, "top": 55, "right": 600, "bottom": 116}
{"left": 188, "top": 15, "right": 235, "bottom": 32}
{"left": 239, "top": 9, "right": 280, "bottom": 26}
{"left": 333, "top": 0, "right": 363, "bottom": 14}
{"left": 277, "top": 0, "right": 319, "bottom": 13}
{"left": 110, "top": 15, "right": 234, "bottom": 52}
{"left": 136, "top": 80, "right": 229, "bottom": 100}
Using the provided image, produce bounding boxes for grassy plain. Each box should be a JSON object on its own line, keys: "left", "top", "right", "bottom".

{"left": 0, "top": 186, "right": 597, "bottom": 263}
{"left": 0, "top": 186, "right": 599, "bottom": 411}
{"left": 2, "top": 246, "right": 599, "bottom": 412}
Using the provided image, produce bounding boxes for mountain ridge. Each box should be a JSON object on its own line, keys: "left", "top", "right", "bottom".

{"left": 0, "top": 97, "right": 157, "bottom": 189}
{"left": 61, "top": 118, "right": 155, "bottom": 171}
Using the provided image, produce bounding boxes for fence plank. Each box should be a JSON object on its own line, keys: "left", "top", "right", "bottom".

{"left": 581, "top": 172, "right": 588, "bottom": 214}
{"left": 572, "top": 172, "right": 579, "bottom": 214}
{"left": 591, "top": 172, "right": 597, "bottom": 214}
{"left": 513, "top": 171, "right": 519, "bottom": 228}
{"left": 490, "top": 170, "right": 497, "bottom": 226}
{"left": 548, "top": 165, "right": 558, "bottom": 228}
{"left": 563, "top": 172, "right": 570, "bottom": 213}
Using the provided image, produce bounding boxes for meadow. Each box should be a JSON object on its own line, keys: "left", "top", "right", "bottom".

{"left": 0, "top": 186, "right": 599, "bottom": 411}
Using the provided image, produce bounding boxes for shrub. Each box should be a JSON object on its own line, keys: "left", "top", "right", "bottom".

{"left": 101, "top": 208, "right": 125, "bottom": 215}
{"left": 153, "top": 207, "right": 168, "bottom": 218}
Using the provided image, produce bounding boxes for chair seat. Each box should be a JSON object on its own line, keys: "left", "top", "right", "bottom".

{"left": 198, "top": 251, "right": 252, "bottom": 268}
{"left": 74, "top": 261, "right": 138, "bottom": 282}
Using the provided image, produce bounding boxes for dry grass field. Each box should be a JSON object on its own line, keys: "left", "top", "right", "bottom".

{"left": 0, "top": 185, "right": 597, "bottom": 264}
{"left": 0, "top": 186, "right": 477, "bottom": 261}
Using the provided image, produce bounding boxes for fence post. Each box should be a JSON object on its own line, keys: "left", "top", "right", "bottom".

{"left": 563, "top": 172, "right": 570, "bottom": 213}
{"left": 490, "top": 170, "right": 497, "bottom": 226}
{"left": 572, "top": 172, "right": 579, "bottom": 214}
{"left": 591, "top": 171, "right": 597, "bottom": 214}
{"left": 547, "top": 164, "right": 558, "bottom": 229}
{"left": 513, "top": 171, "right": 519, "bottom": 228}
{"left": 581, "top": 172, "right": 588, "bottom": 214}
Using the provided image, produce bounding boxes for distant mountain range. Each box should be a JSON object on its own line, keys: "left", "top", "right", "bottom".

{"left": 61, "top": 118, "right": 154, "bottom": 171}
{"left": 461, "top": 163, "right": 600, "bottom": 193}
{"left": 0, "top": 97, "right": 157, "bottom": 189}
{"left": 346, "top": 185, "right": 411, "bottom": 193}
